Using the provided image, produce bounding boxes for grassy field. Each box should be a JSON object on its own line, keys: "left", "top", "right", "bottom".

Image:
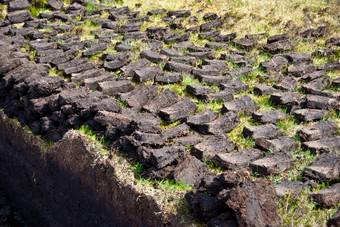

{"left": 103, "top": 0, "right": 340, "bottom": 36}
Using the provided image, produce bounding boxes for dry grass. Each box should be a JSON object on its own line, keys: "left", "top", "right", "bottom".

{"left": 277, "top": 188, "right": 339, "bottom": 227}
{"left": 0, "top": 3, "right": 7, "bottom": 19}
{"left": 101, "top": 0, "right": 339, "bottom": 37}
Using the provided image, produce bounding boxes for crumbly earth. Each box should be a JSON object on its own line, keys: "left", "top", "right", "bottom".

{"left": 0, "top": 0, "right": 339, "bottom": 226}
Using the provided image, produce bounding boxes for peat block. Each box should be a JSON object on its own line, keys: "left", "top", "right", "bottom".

{"left": 282, "top": 52, "right": 312, "bottom": 65}
{"left": 121, "top": 59, "right": 151, "bottom": 77}
{"left": 253, "top": 85, "right": 277, "bottom": 96}
{"left": 142, "top": 89, "right": 181, "bottom": 114}
{"left": 170, "top": 56, "right": 196, "bottom": 66}
{"left": 132, "top": 131, "right": 166, "bottom": 147}
{"left": 309, "top": 184, "right": 340, "bottom": 208}
{"left": 303, "top": 153, "right": 340, "bottom": 181}
{"left": 120, "top": 84, "right": 158, "bottom": 109}
{"left": 98, "top": 79, "right": 135, "bottom": 96}
{"left": 250, "top": 151, "right": 294, "bottom": 176}
{"left": 90, "top": 98, "right": 122, "bottom": 114}
{"left": 233, "top": 38, "right": 257, "bottom": 50}
{"left": 302, "top": 76, "right": 330, "bottom": 93}
{"left": 195, "top": 111, "right": 240, "bottom": 135}
{"left": 94, "top": 111, "right": 131, "bottom": 128}
{"left": 133, "top": 65, "right": 163, "bottom": 82}
{"left": 226, "top": 178, "right": 282, "bottom": 227}
{"left": 160, "top": 48, "right": 183, "bottom": 57}
{"left": 298, "top": 120, "right": 338, "bottom": 142}
{"left": 173, "top": 156, "right": 210, "bottom": 185}
{"left": 252, "top": 110, "right": 287, "bottom": 124}
{"left": 103, "top": 52, "right": 132, "bottom": 70}
{"left": 186, "top": 84, "right": 214, "bottom": 98}
{"left": 185, "top": 109, "right": 219, "bottom": 127}
{"left": 186, "top": 171, "right": 282, "bottom": 226}
{"left": 159, "top": 98, "right": 197, "bottom": 122}
{"left": 213, "top": 147, "right": 263, "bottom": 170}
{"left": 191, "top": 133, "right": 235, "bottom": 161}
{"left": 196, "top": 74, "right": 232, "bottom": 86}
{"left": 301, "top": 70, "right": 326, "bottom": 81}
{"left": 265, "top": 39, "right": 293, "bottom": 53}
{"left": 274, "top": 76, "right": 297, "bottom": 91}
{"left": 222, "top": 95, "right": 259, "bottom": 115}
{"left": 275, "top": 180, "right": 308, "bottom": 198}
{"left": 260, "top": 56, "right": 288, "bottom": 72}
{"left": 255, "top": 136, "right": 298, "bottom": 152}
{"left": 140, "top": 50, "right": 167, "bottom": 63}
{"left": 154, "top": 72, "right": 183, "bottom": 84}
{"left": 162, "top": 123, "right": 190, "bottom": 140}
{"left": 174, "top": 132, "right": 204, "bottom": 147}
{"left": 219, "top": 79, "right": 249, "bottom": 94}
{"left": 243, "top": 124, "right": 283, "bottom": 140}
{"left": 270, "top": 92, "right": 300, "bottom": 106}
{"left": 84, "top": 73, "right": 115, "bottom": 90}
{"left": 130, "top": 114, "right": 162, "bottom": 134}
{"left": 164, "top": 61, "right": 193, "bottom": 74}
{"left": 305, "top": 95, "right": 340, "bottom": 110}
{"left": 7, "top": 10, "right": 31, "bottom": 23}
{"left": 302, "top": 136, "right": 340, "bottom": 153}
{"left": 293, "top": 109, "right": 329, "bottom": 122}
{"left": 83, "top": 43, "right": 107, "bottom": 56}
{"left": 147, "top": 145, "right": 187, "bottom": 169}
{"left": 288, "top": 64, "right": 315, "bottom": 77}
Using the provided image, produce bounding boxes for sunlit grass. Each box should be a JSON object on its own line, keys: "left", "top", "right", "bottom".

{"left": 99, "top": 0, "right": 339, "bottom": 38}
{"left": 277, "top": 188, "right": 339, "bottom": 226}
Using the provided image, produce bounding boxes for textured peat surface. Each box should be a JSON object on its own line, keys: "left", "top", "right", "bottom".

{"left": 0, "top": 0, "right": 339, "bottom": 226}
{"left": 0, "top": 187, "right": 27, "bottom": 227}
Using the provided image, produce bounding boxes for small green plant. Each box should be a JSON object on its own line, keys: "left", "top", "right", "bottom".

{"left": 204, "top": 160, "right": 224, "bottom": 173}
{"left": 29, "top": 50, "right": 37, "bottom": 61}
{"left": 76, "top": 125, "right": 111, "bottom": 155}
{"left": 0, "top": 3, "right": 8, "bottom": 19}
{"left": 29, "top": 6, "right": 40, "bottom": 17}
{"left": 197, "top": 100, "right": 223, "bottom": 113}
{"left": 49, "top": 68, "right": 64, "bottom": 77}
{"left": 23, "top": 124, "right": 31, "bottom": 132}
{"left": 30, "top": 0, "right": 47, "bottom": 7}
{"left": 129, "top": 162, "right": 144, "bottom": 179}
{"left": 160, "top": 119, "right": 181, "bottom": 129}
{"left": 167, "top": 75, "right": 201, "bottom": 97}
{"left": 41, "top": 140, "right": 53, "bottom": 151}
{"left": 72, "top": 20, "right": 101, "bottom": 41}
{"left": 28, "top": 0, "right": 48, "bottom": 18}
{"left": 116, "top": 0, "right": 124, "bottom": 5}
{"left": 156, "top": 179, "right": 193, "bottom": 191}
{"left": 118, "top": 98, "right": 128, "bottom": 107}
{"left": 78, "top": 125, "right": 97, "bottom": 138}
{"left": 73, "top": 15, "right": 82, "bottom": 21}
{"left": 86, "top": 3, "right": 96, "bottom": 11}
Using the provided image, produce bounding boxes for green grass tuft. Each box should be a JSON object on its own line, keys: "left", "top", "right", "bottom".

{"left": 277, "top": 188, "right": 340, "bottom": 226}
{"left": 77, "top": 125, "right": 111, "bottom": 155}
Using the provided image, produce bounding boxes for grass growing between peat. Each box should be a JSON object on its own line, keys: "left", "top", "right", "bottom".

{"left": 6, "top": 0, "right": 339, "bottom": 225}
{"left": 277, "top": 189, "right": 340, "bottom": 226}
